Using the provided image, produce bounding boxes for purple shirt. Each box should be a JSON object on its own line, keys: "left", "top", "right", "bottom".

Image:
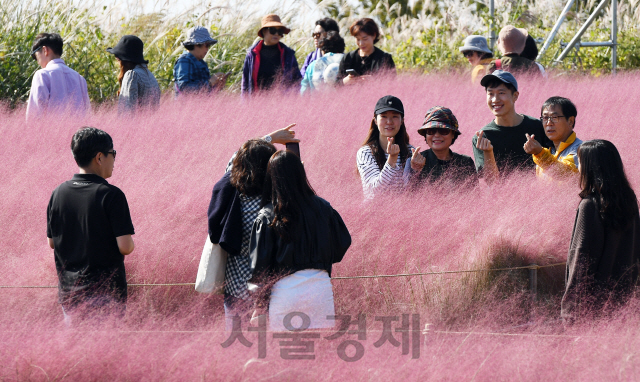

{"left": 26, "top": 58, "right": 91, "bottom": 120}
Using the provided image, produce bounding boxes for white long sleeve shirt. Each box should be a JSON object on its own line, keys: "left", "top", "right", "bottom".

{"left": 356, "top": 144, "right": 414, "bottom": 200}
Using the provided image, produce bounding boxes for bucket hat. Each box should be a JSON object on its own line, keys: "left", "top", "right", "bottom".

{"left": 258, "top": 14, "right": 291, "bottom": 37}
{"left": 374, "top": 95, "right": 404, "bottom": 115}
{"left": 106, "top": 35, "right": 148, "bottom": 64}
{"left": 459, "top": 35, "right": 492, "bottom": 55}
{"left": 497, "top": 26, "right": 528, "bottom": 55}
{"left": 480, "top": 70, "right": 519, "bottom": 91}
{"left": 418, "top": 106, "right": 460, "bottom": 136}
{"left": 183, "top": 26, "right": 217, "bottom": 46}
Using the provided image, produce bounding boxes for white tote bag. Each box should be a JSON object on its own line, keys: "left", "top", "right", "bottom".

{"left": 195, "top": 235, "right": 227, "bottom": 294}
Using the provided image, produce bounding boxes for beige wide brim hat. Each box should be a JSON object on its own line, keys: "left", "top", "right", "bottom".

{"left": 497, "top": 25, "right": 528, "bottom": 55}
{"left": 258, "top": 14, "right": 291, "bottom": 37}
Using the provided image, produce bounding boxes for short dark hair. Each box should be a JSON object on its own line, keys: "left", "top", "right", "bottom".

{"left": 484, "top": 78, "right": 517, "bottom": 94}
{"left": 71, "top": 127, "right": 113, "bottom": 168}
{"left": 32, "top": 33, "right": 64, "bottom": 56}
{"left": 315, "top": 18, "right": 339, "bottom": 33}
{"left": 319, "top": 31, "right": 345, "bottom": 54}
{"left": 183, "top": 43, "right": 195, "bottom": 51}
{"left": 541, "top": 96, "right": 577, "bottom": 122}
{"left": 230, "top": 139, "right": 277, "bottom": 197}
{"left": 521, "top": 35, "right": 538, "bottom": 61}
{"left": 349, "top": 18, "right": 380, "bottom": 44}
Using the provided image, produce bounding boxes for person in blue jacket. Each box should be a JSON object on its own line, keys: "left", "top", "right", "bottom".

{"left": 173, "top": 26, "right": 227, "bottom": 95}
{"left": 241, "top": 14, "right": 302, "bottom": 95}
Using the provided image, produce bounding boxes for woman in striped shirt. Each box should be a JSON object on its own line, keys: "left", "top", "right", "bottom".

{"left": 356, "top": 95, "right": 414, "bottom": 199}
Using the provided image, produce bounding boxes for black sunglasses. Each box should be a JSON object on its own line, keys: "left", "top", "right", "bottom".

{"left": 462, "top": 51, "right": 476, "bottom": 58}
{"left": 267, "top": 27, "right": 285, "bottom": 36}
{"left": 312, "top": 32, "right": 322, "bottom": 39}
{"left": 31, "top": 45, "right": 44, "bottom": 60}
{"left": 104, "top": 150, "right": 117, "bottom": 159}
{"left": 424, "top": 128, "right": 452, "bottom": 136}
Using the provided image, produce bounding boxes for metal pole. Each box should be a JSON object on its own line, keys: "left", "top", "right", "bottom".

{"left": 555, "top": 0, "right": 611, "bottom": 63}
{"left": 611, "top": 0, "right": 617, "bottom": 74}
{"left": 529, "top": 264, "right": 538, "bottom": 300}
{"left": 537, "top": 0, "right": 575, "bottom": 60}
{"left": 489, "top": 0, "right": 495, "bottom": 50}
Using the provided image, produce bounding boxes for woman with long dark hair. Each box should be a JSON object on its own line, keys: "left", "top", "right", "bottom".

{"left": 356, "top": 95, "right": 413, "bottom": 199}
{"left": 561, "top": 140, "right": 640, "bottom": 323}
{"left": 206, "top": 126, "right": 298, "bottom": 329}
{"left": 249, "top": 151, "right": 351, "bottom": 331}
{"left": 106, "top": 35, "right": 160, "bottom": 114}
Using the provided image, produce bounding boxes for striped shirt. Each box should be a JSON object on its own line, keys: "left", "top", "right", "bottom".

{"left": 356, "top": 144, "right": 414, "bottom": 199}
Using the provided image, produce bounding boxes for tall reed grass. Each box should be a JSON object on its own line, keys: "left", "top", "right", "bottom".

{"left": 1, "top": 0, "right": 639, "bottom": 108}
{"left": 1, "top": 72, "right": 639, "bottom": 379}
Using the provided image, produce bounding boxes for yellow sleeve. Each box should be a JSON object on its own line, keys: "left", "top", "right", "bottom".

{"left": 533, "top": 149, "right": 579, "bottom": 174}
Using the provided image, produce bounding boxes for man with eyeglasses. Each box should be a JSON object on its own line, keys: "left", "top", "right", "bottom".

{"left": 47, "top": 127, "right": 135, "bottom": 325}
{"left": 26, "top": 33, "right": 91, "bottom": 121}
{"left": 523, "top": 96, "right": 583, "bottom": 180}
{"left": 241, "top": 14, "right": 302, "bottom": 95}
{"left": 471, "top": 70, "right": 551, "bottom": 178}
{"left": 173, "top": 26, "right": 227, "bottom": 95}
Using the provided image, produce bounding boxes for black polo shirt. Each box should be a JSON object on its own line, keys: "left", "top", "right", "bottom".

{"left": 46, "top": 173, "right": 135, "bottom": 304}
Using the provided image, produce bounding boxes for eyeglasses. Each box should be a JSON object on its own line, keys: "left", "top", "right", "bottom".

{"left": 105, "top": 150, "right": 117, "bottom": 159}
{"left": 462, "top": 51, "right": 476, "bottom": 58}
{"left": 267, "top": 27, "right": 285, "bottom": 36}
{"left": 424, "top": 128, "right": 452, "bottom": 136}
{"left": 31, "top": 46, "right": 44, "bottom": 60}
{"left": 312, "top": 32, "right": 322, "bottom": 39}
{"left": 540, "top": 115, "right": 566, "bottom": 123}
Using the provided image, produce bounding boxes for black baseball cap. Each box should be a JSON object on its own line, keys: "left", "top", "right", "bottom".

{"left": 374, "top": 95, "right": 404, "bottom": 115}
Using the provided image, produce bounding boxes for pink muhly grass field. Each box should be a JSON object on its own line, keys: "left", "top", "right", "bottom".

{"left": 1, "top": 73, "right": 640, "bottom": 380}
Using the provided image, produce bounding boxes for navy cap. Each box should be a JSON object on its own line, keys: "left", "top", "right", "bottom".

{"left": 375, "top": 95, "right": 404, "bottom": 115}
{"left": 480, "top": 70, "right": 518, "bottom": 91}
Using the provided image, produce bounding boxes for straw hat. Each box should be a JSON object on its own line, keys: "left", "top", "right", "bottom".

{"left": 258, "top": 14, "right": 291, "bottom": 37}
{"left": 497, "top": 25, "right": 528, "bottom": 55}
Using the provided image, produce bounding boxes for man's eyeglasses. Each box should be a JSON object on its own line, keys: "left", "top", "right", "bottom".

{"left": 105, "top": 150, "right": 117, "bottom": 159}
{"left": 540, "top": 115, "right": 566, "bottom": 123}
{"left": 462, "top": 51, "right": 476, "bottom": 58}
{"left": 30, "top": 46, "right": 44, "bottom": 60}
{"left": 312, "top": 32, "right": 322, "bottom": 39}
{"left": 424, "top": 128, "right": 452, "bottom": 136}
{"left": 267, "top": 27, "right": 285, "bottom": 36}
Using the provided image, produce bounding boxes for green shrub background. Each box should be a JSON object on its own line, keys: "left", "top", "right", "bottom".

{"left": 1, "top": 0, "right": 638, "bottom": 108}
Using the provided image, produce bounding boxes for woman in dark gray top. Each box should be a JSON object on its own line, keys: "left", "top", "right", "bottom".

{"left": 561, "top": 140, "right": 640, "bottom": 323}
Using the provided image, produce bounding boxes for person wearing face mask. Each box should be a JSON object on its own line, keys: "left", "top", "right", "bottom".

{"left": 356, "top": 95, "right": 413, "bottom": 199}
{"left": 241, "top": 14, "right": 302, "bottom": 95}
{"left": 300, "top": 18, "right": 340, "bottom": 77}
{"left": 173, "top": 26, "right": 227, "bottom": 95}
{"left": 459, "top": 35, "right": 494, "bottom": 84}
{"left": 406, "top": 106, "right": 478, "bottom": 189}
{"left": 339, "top": 18, "right": 395, "bottom": 86}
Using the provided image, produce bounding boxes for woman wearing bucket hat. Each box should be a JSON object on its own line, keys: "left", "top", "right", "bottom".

{"left": 173, "top": 26, "right": 227, "bottom": 95}
{"left": 241, "top": 14, "right": 302, "bottom": 95}
{"left": 459, "top": 35, "right": 494, "bottom": 84}
{"left": 489, "top": 26, "right": 541, "bottom": 76}
{"left": 406, "top": 106, "right": 478, "bottom": 188}
{"left": 106, "top": 35, "right": 160, "bottom": 114}
{"left": 356, "top": 95, "right": 414, "bottom": 199}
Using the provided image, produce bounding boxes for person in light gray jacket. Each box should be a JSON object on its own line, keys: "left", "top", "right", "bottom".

{"left": 107, "top": 35, "right": 160, "bottom": 114}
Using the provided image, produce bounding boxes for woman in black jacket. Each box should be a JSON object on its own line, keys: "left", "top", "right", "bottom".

{"left": 249, "top": 150, "right": 351, "bottom": 331}
{"left": 561, "top": 140, "right": 640, "bottom": 323}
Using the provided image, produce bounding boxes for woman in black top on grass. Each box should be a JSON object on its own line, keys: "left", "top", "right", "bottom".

{"left": 407, "top": 106, "right": 478, "bottom": 189}
{"left": 249, "top": 150, "right": 351, "bottom": 330}
{"left": 339, "top": 18, "right": 395, "bottom": 86}
{"left": 561, "top": 140, "right": 640, "bottom": 324}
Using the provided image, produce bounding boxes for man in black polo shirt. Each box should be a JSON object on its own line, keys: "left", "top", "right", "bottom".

{"left": 47, "top": 127, "right": 135, "bottom": 322}
{"left": 472, "top": 70, "right": 551, "bottom": 177}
